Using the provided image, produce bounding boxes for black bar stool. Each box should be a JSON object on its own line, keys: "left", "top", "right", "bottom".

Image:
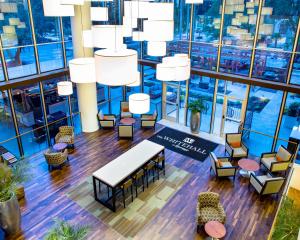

{"left": 120, "top": 178, "right": 134, "bottom": 208}
{"left": 132, "top": 169, "right": 145, "bottom": 197}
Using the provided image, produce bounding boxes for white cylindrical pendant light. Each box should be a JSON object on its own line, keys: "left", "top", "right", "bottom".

{"left": 124, "top": 1, "right": 149, "bottom": 19}
{"left": 95, "top": 48, "right": 138, "bottom": 86}
{"left": 57, "top": 81, "right": 73, "bottom": 96}
{"left": 127, "top": 72, "right": 141, "bottom": 87}
{"left": 148, "top": 3, "right": 174, "bottom": 21}
{"left": 156, "top": 63, "right": 176, "bottom": 81}
{"left": 42, "top": 0, "right": 74, "bottom": 16}
{"left": 185, "top": 0, "right": 203, "bottom": 4}
{"left": 129, "top": 93, "right": 150, "bottom": 114}
{"left": 144, "top": 20, "right": 174, "bottom": 41}
{"left": 90, "top": 7, "right": 108, "bottom": 21}
{"left": 69, "top": 58, "right": 96, "bottom": 83}
{"left": 147, "top": 41, "right": 166, "bottom": 56}
{"left": 175, "top": 65, "right": 190, "bottom": 81}
{"left": 60, "top": 0, "right": 84, "bottom": 5}
{"left": 82, "top": 30, "right": 93, "bottom": 48}
{"left": 92, "top": 25, "right": 123, "bottom": 49}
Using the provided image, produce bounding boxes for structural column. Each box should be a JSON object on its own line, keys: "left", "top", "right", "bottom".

{"left": 71, "top": 2, "right": 99, "bottom": 132}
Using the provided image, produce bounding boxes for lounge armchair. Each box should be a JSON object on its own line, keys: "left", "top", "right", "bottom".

{"left": 209, "top": 152, "right": 238, "bottom": 180}
{"left": 225, "top": 133, "right": 248, "bottom": 159}
{"left": 260, "top": 145, "right": 292, "bottom": 174}
{"left": 249, "top": 173, "right": 285, "bottom": 196}
{"left": 197, "top": 192, "right": 226, "bottom": 226}
{"left": 44, "top": 149, "right": 69, "bottom": 171}
{"left": 120, "top": 101, "right": 133, "bottom": 119}
{"left": 118, "top": 124, "right": 134, "bottom": 140}
{"left": 141, "top": 110, "right": 158, "bottom": 129}
{"left": 55, "top": 126, "right": 74, "bottom": 148}
{"left": 97, "top": 111, "right": 116, "bottom": 129}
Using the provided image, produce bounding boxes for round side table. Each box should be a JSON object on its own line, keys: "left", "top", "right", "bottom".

{"left": 204, "top": 221, "right": 226, "bottom": 240}
{"left": 120, "top": 118, "right": 136, "bottom": 125}
{"left": 238, "top": 158, "right": 260, "bottom": 178}
{"left": 53, "top": 143, "right": 68, "bottom": 152}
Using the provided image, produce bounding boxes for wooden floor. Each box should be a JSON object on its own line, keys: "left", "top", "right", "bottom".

{"left": 9, "top": 124, "right": 279, "bottom": 240}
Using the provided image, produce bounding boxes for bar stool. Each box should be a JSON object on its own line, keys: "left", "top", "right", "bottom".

{"left": 120, "top": 178, "right": 134, "bottom": 208}
{"left": 144, "top": 161, "right": 157, "bottom": 188}
{"left": 154, "top": 155, "right": 166, "bottom": 179}
{"left": 132, "top": 169, "right": 145, "bottom": 197}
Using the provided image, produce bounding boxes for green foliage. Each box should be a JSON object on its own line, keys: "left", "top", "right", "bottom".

{"left": 0, "top": 163, "right": 16, "bottom": 202}
{"left": 271, "top": 197, "right": 300, "bottom": 240}
{"left": 11, "top": 160, "right": 32, "bottom": 185}
{"left": 45, "top": 219, "right": 90, "bottom": 240}
{"left": 188, "top": 98, "right": 208, "bottom": 114}
{"left": 287, "top": 102, "right": 300, "bottom": 117}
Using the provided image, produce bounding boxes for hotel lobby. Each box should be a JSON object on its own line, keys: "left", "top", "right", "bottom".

{"left": 0, "top": 0, "right": 300, "bottom": 239}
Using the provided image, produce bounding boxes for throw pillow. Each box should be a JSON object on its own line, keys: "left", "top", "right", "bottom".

{"left": 123, "top": 107, "right": 129, "bottom": 112}
{"left": 215, "top": 159, "right": 220, "bottom": 168}
{"left": 98, "top": 110, "right": 104, "bottom": 120}
{"left": 276, "top": 155, "right": 283, "bottom": 162}
{"left": 231, "top": 141, "right": 241, "bottom": 148}
{"left": 218, "top": 160, "right": 223, "bottom": 167}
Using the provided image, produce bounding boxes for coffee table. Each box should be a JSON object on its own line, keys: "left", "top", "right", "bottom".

{"left": 120, "top": 118, "right": 136, "bottom": 125}
{"left": 53, "top": 143, "right": 68, "bottom": 152}
{"left": 204, "top": 221, "right": 226, "bottom": 240}
{"left": 238, "top": 158, "right": 260, "bottom": 178}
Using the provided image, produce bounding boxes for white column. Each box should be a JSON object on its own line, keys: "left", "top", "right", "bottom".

{"left": 71, "top": 2, "right": 99, "bottom": 132}
{"left": 76, "top": 83, "right": 99, "bottom": 132}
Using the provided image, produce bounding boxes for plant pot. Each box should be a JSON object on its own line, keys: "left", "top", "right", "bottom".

{"left": 190, "top": 112, "right": 201, "bottom": 134}
{"left": 15, "top": 185, "right": 25, "bottom": 200}
{"left": 0, "top": 193, "right": 21, "bottom": 235}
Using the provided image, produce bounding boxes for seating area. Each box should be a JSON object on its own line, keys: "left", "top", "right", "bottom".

{"left": 1, "top": 1, "right": 300, "bottom": 240}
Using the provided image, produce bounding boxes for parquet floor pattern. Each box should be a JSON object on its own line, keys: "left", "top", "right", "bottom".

{"left": 9, "top": 124, "right": 278, "bottom": 240}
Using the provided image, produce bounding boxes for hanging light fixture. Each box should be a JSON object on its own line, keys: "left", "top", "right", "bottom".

{"left": 147, "top": 41, "right": 166, "bottom": 56}
{"left": 42, "top": 0, "right": 75, "bottom": 16}
{"left": 185, "top": 0, "right": 203, "bottom": 4}
{"left": 90, "top": 7, "right": 108, "bottom": 21}
{"left": 127, "top": 72, "right": 141, "bottom": 87}
{"left": 129, "top": 93, "right": 150, "bottom": 114}
{"left": 91, "top": 25, "right": 123, "bottom": 49}
{"left": 94, "top": 48, "right": 138, "bottom": 86}
{"left": 60, "top": 0, "right": 84, "bottom": 5}
{"left": 57, "top": 81, "right": 73, "bottom": 96}
{"left": 69, "top": 58, "right": 96, "bottom": 83}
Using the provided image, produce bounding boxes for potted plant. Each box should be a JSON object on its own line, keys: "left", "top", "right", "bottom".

{"left": 188, "top": 98, "right": 208, "bottom": 134}
{"left": 0, "top": 163, "right": 21, "bottom": 235}
{"left": 45, "top": 219, "right": 90, "bottom": 240}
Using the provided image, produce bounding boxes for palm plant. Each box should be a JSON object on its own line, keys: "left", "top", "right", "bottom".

{"left": 188, "top": 98, "right": 208, "bottom": 114}
{"left": 45, "top": 219, "right": 90, "bottom": 240}
{"left": 0, "top": 163, "right": 16, "bottom": 202}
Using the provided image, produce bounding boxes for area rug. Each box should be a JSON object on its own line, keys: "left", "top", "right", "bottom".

{"left": 66, "top": 164, "right": 191, "bottom": 239}
{"left": 148, "top": 127, "right": 218, "bottom": 162}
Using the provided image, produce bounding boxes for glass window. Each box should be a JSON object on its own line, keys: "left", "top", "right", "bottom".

{"left": 143, "top": 66, "right": 162, "bottom": 119}
{"left": 4, "top": 46, "right": 37, "bottom": 79}
{"left": 62, "top": 17, "right": 73, "bottom": 65}
{"left": 290, "top": 54, "right": 300, "bottom": 85}
{"left": 12, "top": 83, "right": 48, "bottom": 156}
{"left": 187, "top": 75, "right": 215, "bottom": 132}
{"left": 38, "top": 43, "right": 64, "bottom": 72}
{"left": 191, "top": 0, "right": 221, "bottom": 70}
{"left": 0, "top": 90, "right": 20, "bottom": 158}
{"left": 243, "top": 86, "right": 283, "bottom": 156}
{"left": 110, "top": 86, "right": 123, "bottom": 116}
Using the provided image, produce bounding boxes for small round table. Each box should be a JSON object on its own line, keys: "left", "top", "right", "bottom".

{"left": 53, "top": 143, "right": 68, "bottom": 152}
{"left": 120, "top": 118, "right": 136, "bottom": 125}
{"left": 238, "top": 158, "right": 260, "bottom": 178}
{"left": 204, "top": 221, "right": 226, "bottom": 240}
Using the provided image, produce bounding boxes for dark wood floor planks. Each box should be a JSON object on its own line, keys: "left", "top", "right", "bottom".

{"left": 8, "top": 124, "right": 278, "bottom": 240}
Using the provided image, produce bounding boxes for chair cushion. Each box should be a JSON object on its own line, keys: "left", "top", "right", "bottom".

{"left": 221, "top": 162, "right": 232, "bottom": 168}
{"left": 276, "top": 147, "right": 291, "bottom": 161}
{"left": 103, "top": 116, "right": 115, "bottom": 120}
{"left": 57, "top": 136, "right": 72, "bottom": 144}
{"left": 121, "top": 112, "right": 132, "bottom": 118}
{"left": 233, "top": 147, "right": 247, "bottom": 157}
{"left": 231, "top": 141, "right": 241, "bottom": 148}
{"left": 199, "top": 207, "right": 224, "bottom": 223}
{"left": 142, "top": 115, "right": 155, "bottom": 120}
{"left": 215, "top": 159, "right": 220, "bottom": 168}
{"left": 261, "top": 157, "right": 276, "bottom": 169}
{"left": 256, "top": 175, "right": 270, "bottom": 185}
{"left": 98, "top": 110, "right": 104, "bottom": 120}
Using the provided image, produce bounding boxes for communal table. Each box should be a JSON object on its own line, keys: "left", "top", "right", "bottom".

{"left": 92, "top": 140, "right": 165, "bottom": 212}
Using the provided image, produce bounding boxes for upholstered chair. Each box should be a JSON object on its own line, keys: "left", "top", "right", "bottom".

{"left": 55, "top": 126, "right": 74, "bottom": 147}
{"left": 141, "top": 110, "right": 158, "bottom": 129}
{"left": 260, "top": 145, "right": 292, "bottom": 173}
{"left": 249, "top": 173, "right": 285, "bottom": 196}
{"left": 44, "top": 149, "right": 68, "bottom": 171}
{"left": 97, "top": 111, "right": 116, "bottom": 128}
{"left": 197, "top": 192, "right": 226, "bottom": 226}
{"left": 118, "top": 124, "right": 134, "bottom": 140}
{"left": 209, "top": 152, "right": 238, "bottom": 180}
{"left": 120, "top": 101, "right": 133, "bottom": 119}
{"left": 225, "top": 133, "right": 248, "bottom": 159}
